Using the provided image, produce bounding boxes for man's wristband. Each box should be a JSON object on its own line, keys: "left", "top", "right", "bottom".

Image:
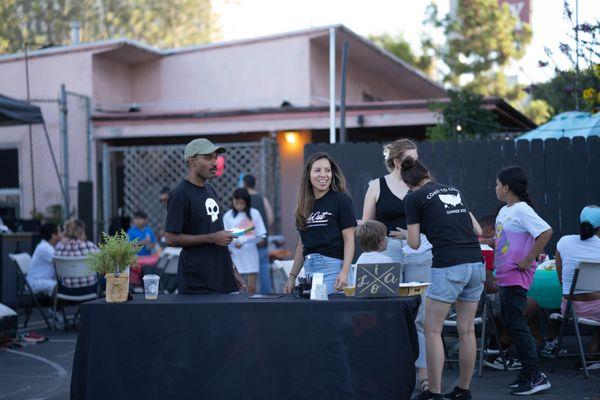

{"left": 289, "top": 272, "right": 298, "bottom": 278}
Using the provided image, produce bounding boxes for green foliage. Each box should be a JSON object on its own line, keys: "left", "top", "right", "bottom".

{"left": 426, "top": 89, "right": 499, "bottom": 140}
{"left": 531, "top": 65, "right": 600, "bottom": 114}
{"left": 423, "top": 0, "right": 532, "bottom": 101}
{"left": 87, "top": 231, "right": 140, "bottom": 276}
{"left": 523, "top": 99, "right": 553, "bottom": 125}
{"left": 368, "top": 33, "right": 434, "bottom": 76}
{"left": 0, "top": 0, "right": 220, "bottom": 54}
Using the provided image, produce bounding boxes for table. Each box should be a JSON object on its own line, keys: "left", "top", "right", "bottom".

{"left": 71, "top": 294, "right": 420, "bottom": 400}
{"left": 529, "top": 269, "right": 562, "bottom": 309}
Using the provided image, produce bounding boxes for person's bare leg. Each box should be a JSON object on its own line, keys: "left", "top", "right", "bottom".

{"left": 246, "top": 274, "right": 257, "bottom": 294}
{"left": 425, "top": 297, "right": 452, "bottom": 394}
{"left": 455, "top": 300, "right": 479, "bottom": 390}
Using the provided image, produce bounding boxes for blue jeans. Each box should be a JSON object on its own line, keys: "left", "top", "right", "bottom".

{"left": 500, "top": 285, "right": 540, "bottom": 375}
{"left": 258, "top": 247, "right": 272, "bottom": 294}
{"left": 303, "top": 253, "right": 343, "bottom": 295}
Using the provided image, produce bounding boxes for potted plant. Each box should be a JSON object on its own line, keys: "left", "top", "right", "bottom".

{"left": 87, "top": 231, "right": 140, "bottom": 303}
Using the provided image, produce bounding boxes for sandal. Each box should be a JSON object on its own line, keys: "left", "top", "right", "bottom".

{"left": 418, "top": 377, "right": 430, "bottom": 393}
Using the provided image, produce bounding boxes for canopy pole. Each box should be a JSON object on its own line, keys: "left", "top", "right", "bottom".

{"left": 24, "top": 43, "right": 37, "bottom": 214}
{"left": 329, "top": 27, "right": 336, "bottom": 144}
{"left": 41, "top": 122, "right": 69, "bottom": 210}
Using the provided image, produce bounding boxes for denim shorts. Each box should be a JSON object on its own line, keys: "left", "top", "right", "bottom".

{"left": 303, "top": 253, "right": 343, "bottom": 295}
{"left": 426, "top": 262, "right": 484, "bottom": 303}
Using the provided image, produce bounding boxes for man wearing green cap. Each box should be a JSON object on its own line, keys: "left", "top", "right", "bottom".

{"left": 165, "top": 138, "right": 244, "bottom": 294}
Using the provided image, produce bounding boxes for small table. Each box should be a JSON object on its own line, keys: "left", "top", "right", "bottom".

{"left": 529, "top": 269, "right": 562, "bottom": 309}
{"left": 71, "top": 294, "right": 420, "bottom": 400}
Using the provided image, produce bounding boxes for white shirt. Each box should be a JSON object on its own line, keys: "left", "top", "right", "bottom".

{"left": 557, "top": 234, "right": 600, "bottom": 295}
{"left": 27, "top": 240, "right": 56, "bottom": 282}
{"left": 356, "top": 251, "right": 394, "bottom": 265}
{"left": 223, "top": 208, "right": 267, "bottom": 274}
{"left": 495, "top": 201, "right": 551, "bottom": 289}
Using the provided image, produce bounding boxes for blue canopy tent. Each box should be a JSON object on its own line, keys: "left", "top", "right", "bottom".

{"left": 517, "top": 111, "right": 600, "bottom": 141}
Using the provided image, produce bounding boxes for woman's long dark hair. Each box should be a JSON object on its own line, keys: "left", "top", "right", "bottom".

{"left": 497, "top": 166, "right": 534, "bottom": 208}
{"left": 400, "top": 156, "right": 430, "bottom": 187}
{"left": 232, "top": 188, "right": 252, "bottom": 219}
{"left": 295, "top": 152, "right": 347, "bottom": 230}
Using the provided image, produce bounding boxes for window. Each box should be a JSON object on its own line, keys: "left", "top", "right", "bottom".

{"left": 0, "top": 149, "right": 19, "bottom": 189}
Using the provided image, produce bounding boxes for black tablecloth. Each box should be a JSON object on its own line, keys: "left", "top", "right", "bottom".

{"left": 71, "top": 294, "right": 420, "bottom": 400}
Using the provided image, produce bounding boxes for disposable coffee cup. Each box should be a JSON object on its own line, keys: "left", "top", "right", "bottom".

{"left": 142, "top": 274, "right": 160, "bottom": 300}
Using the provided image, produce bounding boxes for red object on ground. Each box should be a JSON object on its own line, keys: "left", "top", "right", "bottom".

{"left": 481, "top": 244, "right": 494, "bottom": 271}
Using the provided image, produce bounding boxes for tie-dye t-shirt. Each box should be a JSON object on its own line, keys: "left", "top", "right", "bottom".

{"left": 495, "top": 202, "right": 551, "bottom": 290}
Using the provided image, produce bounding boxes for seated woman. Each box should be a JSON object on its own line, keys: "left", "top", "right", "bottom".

{"left": 556, "top": 205, "right": 600, "bottom": 367}
{"left": 55, "top": 218, "right": 99, "bottom": 295}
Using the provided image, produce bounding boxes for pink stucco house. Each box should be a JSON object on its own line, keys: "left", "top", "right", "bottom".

{"left": 0, "top": 24, "right": 534, "bottom": 248}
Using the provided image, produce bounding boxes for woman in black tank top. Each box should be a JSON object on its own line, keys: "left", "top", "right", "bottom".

{"left": 361, "top": 138, "right": 433, "bottom": 392}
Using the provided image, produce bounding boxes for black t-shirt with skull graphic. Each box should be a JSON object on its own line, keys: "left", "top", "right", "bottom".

{"left": 404, "top": 181, "right": 482, "bottom": 268}
{"left": 165, "top": 179, "right": 238, "bottom": 294}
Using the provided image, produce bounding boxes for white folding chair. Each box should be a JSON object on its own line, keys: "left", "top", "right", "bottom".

{"left": 53, "top": 256, "right": 98, "bottom": 332}
{"left": 551, "top": 260, "right": 600, "bottom": 378}
{"left": 8, "top": 253, "right": 52, "bottom": 330}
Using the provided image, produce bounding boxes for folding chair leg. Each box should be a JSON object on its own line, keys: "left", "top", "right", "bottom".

{"left": 552, "top": 315, "right": 569, "bottom": 373}
{"left": 23, "top": 306, "right": 32, "bottom": 328}
{"left": 441, "top": 334, "right": 453, "bottom": 370}
{"left": 52, "top": 292, "right": 59, "bottom": 334}
{"left": 29, "top": 291, "right": 52, "bottom": 331}
{"left": 61, "top": 305, "right": 68, "bottom": 333}
{"left": 478, "top": 303, "right": 488, "bottom": 377}
{"left": 573, "top": 317, "right": 589, "bottom": 379}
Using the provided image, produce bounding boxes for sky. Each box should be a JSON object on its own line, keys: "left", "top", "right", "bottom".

{"left": 213, "top": 0, "right": 600, "bottom": 85}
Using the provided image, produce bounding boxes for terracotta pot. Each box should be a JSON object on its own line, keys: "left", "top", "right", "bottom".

{"left": 105, "top": 274, "right": 129, "bottom": 303}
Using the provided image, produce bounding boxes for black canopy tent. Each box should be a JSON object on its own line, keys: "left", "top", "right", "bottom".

{"left": 0, "top": 94, "right": 68, "bottom": 215}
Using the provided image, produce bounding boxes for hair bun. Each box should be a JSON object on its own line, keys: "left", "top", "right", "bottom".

{"left": 401, "top": 156, "right": 416, "bottom": 170}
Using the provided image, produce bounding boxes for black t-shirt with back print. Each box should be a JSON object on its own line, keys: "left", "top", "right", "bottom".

{"left": 404, "top": 182, "right": 482, "bottom": 268}
{"left": 165, "top": 180, "right": 237, "bottom": 294}
{"left": 299, "top": 190, "right": 357, "bottom": 260}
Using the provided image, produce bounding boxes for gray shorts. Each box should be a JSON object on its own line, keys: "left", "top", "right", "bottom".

{"left": 426, "top": 262, "right": 485, "bottom": 303}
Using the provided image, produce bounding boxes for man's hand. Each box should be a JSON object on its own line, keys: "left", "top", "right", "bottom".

{"left": 211, "top": 230, "right": 234, "bottom": 246}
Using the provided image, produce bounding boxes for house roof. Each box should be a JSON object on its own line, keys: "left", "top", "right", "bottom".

{"left": 93, "top": 97, "right": 535, "bottom": 130}
{"left": 0, "top": 25, "right": 444, "bottom": 94}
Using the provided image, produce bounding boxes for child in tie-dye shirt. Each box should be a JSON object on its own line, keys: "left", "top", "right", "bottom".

{"left": 494, "top": 166, "right": 553, "bottom": 396}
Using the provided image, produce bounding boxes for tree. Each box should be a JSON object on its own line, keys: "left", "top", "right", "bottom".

{"left": 531, "top": 65, "right": 600, "bottom": 114}
{"left": 523, "top": 99, "right": 553, "bottom": 125}
{"left": 533, "top": 1, "right": 600, "bottom": 114}
{"left": 423, "top": 0, "right": 532, "bottom": 102}
{"left": 0, "top": 0, "right": 220, "bottom": 54}
{"left": 426, "top": 89, "right": 499, "bottom": 141}
{"left": 368, "top": 33, "right": 434, "bottom": 77}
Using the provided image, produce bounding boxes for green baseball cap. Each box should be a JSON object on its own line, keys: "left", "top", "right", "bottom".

{"left": 184, "top": 138, "right": 227, "bottom": 160}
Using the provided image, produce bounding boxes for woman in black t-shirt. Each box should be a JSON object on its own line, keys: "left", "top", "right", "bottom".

{"left": 283, "top": 152, "right": 357, "bottom": 295}
{"left": 402, "top": 156, "right": 484, "bottom": 400}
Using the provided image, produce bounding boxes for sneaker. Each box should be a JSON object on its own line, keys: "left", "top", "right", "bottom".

{"left": 442, "top": 386, "right": 472, "bottom": 399}
{"left": 413, "top": 390, "right": 443, "bottom": 400}
{"left": 508, "top": 372, "right": 528, "bottom": 388}
{"left": 574, "top": 360, "right": 600, "bottom": 371}
{"left": 483, "top": 356, "right": 522, "bottom": 371}
{"left": 485, "top": 347, "right": 500, "bottom": 356}
{"left": 511, "top": 372, "right": 551, "bottom": 396}
{"left": 540, "top": 339, "right": 567, "bottom": 358}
